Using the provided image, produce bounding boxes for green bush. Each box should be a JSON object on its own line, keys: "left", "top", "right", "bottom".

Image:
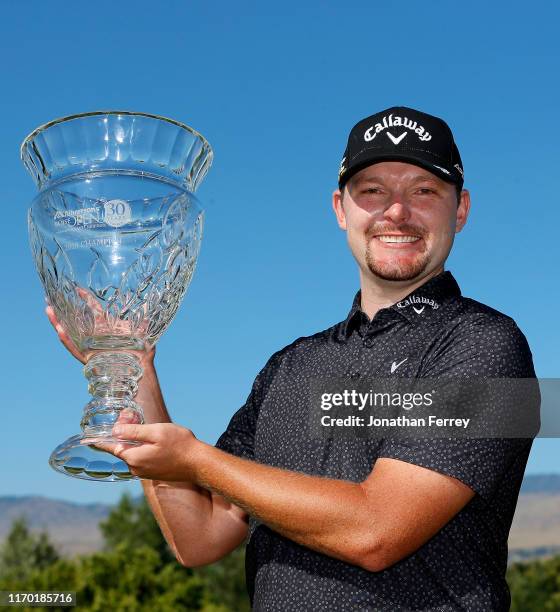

{"left": 508, "top": 555, "right": 560, "bottom": 611}
{"left": 0, "top": 494, "right": 250, "bottom": 611}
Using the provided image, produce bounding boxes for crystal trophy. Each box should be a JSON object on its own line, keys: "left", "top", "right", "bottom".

{"left": 21, "top": 111, "right": 212, "bottom": 481}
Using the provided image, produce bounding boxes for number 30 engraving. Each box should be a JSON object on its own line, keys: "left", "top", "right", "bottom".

{"left": 103, "top": 199, "right": 132, "bottom": 228}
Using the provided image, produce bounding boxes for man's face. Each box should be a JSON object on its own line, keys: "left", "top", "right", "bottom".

{"left": 332, "top": 161, "right": 470, "bottom": 282}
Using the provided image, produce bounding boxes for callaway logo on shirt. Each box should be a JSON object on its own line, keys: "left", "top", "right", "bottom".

{"left": 396, "top": 296, "right": 440, "bottom": 311}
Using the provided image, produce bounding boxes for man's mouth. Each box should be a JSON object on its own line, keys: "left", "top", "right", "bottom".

{"left": 373, "top": 234, "right": 422, "bottom": 244}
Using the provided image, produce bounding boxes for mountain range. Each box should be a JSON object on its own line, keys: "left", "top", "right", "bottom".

{"left": 2, "top": 474, "right": 560, "bottom": 562}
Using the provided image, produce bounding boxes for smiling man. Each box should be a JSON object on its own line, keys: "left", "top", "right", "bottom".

{"left": 48, "top": 106, "right": 537, "bottom": 611}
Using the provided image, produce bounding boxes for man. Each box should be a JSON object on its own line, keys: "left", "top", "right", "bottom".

{"left": 48, "top": 106, "right": 537, "bottom": 611}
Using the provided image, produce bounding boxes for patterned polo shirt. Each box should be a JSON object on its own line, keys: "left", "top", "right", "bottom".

{"left": 216, "top": 270, "right": 537, "bottom": 611}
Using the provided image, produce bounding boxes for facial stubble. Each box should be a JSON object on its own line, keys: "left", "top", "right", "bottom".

{"left": 364, "top": 235, "right": 431, "bottom": 281}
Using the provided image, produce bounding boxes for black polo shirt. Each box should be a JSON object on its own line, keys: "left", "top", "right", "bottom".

{"left": 215, "top": 270, "right": 536, "bottom": 612}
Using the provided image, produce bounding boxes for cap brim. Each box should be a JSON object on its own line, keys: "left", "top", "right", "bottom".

{"left": 339, "top": 151, "right": 462, "bottom": 190}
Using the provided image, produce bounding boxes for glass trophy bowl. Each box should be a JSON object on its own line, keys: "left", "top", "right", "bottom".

{"left": 21, "top": 111, "right": 212, "bottom": 481}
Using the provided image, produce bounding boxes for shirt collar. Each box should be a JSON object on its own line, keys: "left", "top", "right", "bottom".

{"left": 341, "top": 270, "right": 462, "bottom": 338}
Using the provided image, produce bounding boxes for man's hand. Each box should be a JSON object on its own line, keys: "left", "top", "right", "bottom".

{"left": 45, "top": 289, "right": 156, "bottom": 368}
{"left": 45, "top": 298, "right": 164, "bottom": 420}
{"left": 46, "top": 303, "right": 88, "bottom": 364}
{"left": 85, "top": 423, "right": 201, "bottom": 482}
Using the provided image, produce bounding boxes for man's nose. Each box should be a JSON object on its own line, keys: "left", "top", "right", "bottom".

{"left": 383, "top": 198, "right": 411, "bottom": 224}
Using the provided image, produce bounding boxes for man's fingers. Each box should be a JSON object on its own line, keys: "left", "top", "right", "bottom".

{"left": 45, "top": 305, "right": 86, "bottom": 363}
{"left": 81, "top": 438, "right": 119, "bottom": 453}
{"left": 80, "top": 437, "right": 138, "bottom": 455}
{"left": 116, "top": 410, "right": 140, "bottom": 424}
{"left": 45, "top": 305, "right": 59, "bottom": 329}
{"left": 112, "top": 423, "right": 156, "bottom": 442}
{"left": 76, "top": 286, "right": 105, "bottom": 316}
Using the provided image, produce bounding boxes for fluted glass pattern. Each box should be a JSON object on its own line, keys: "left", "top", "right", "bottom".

{"left": 22, "top": 111, "right": 212, "bottom": 481}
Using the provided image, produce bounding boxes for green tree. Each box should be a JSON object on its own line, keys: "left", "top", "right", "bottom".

{"left": 508, "top": 555, "right": 560, "bottom": 611}
{"left": 5, "top": 542, "right": 205, "bottom": 611}
{"left": 0, "top": 517, "right": 59, "bottom": 585}
{"left": 0, "top": 494, "right": 250, "bottom": 611}
{"left": 196, "top": 545, "right": 250, "bottom": 612}
{"left": 99, "top": 493, "right": 175, "bottom": 564}
{"left": 99, "top": 493, "right": 250, "bottom": 611}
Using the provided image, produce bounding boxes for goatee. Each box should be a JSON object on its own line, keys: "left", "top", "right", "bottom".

{"left": 365, "top": 223, "right": 429, "bottom": 281}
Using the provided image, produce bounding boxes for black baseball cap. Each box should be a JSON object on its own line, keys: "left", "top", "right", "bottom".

{"left": 338, "top": 106, "right": 464, "bottom": 191}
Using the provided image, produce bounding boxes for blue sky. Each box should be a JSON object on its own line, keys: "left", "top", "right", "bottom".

{"left": 1, "top": 1, "right": 559, "bottom": 504}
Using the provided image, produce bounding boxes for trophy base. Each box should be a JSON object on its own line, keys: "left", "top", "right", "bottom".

{"left": 49, "top": 433, "right": 140, "bottom": 481}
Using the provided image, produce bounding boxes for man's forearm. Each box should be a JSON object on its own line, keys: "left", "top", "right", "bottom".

{"left": 192, "top": 442, "right": 378, "bottom": 569}
{"left": 135, "top": 364, "right": 172, "bottom": 425}
{"left": 136, "top": 365, "right": 216, "bottom": 564}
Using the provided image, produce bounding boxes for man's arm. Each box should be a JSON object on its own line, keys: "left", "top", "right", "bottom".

{"left": 110, "top": 422, "right": 475, "bottom": 572}
{"left": 191, "top": 441, "right": 475, "bottom": 571}
{"left": 45, "top": 305, "right": 250, "bottom": 568}
{"left": 135, "top": 365, "right": 250, "bottom": 567}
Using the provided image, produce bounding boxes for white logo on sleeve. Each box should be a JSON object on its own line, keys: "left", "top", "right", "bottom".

{"left": 390, "top": 357, "right": 408, "bottom": 373}
{"left": 412, "top": 305, "right": 425, "bottom": 314}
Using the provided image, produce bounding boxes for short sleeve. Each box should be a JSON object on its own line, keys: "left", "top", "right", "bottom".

{"left": 215, "top": 352, "right": 281, "bottom": 460}
{"left": 378, "top": 315, "right": 539, "bottom": 503}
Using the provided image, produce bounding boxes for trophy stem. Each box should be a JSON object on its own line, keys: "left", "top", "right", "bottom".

{"left": 49, "top": 352, "right": 145, "bottom": 481}
{"left": 82, "top": 352, "right": 144, "bottom": 437}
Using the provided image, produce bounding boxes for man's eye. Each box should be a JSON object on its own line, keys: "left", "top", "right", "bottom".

{"left": 363, "top": 188, "right": 382, "bottom": 194}
{"left": 417, "top": 188, "right": 436, "bottom": 195}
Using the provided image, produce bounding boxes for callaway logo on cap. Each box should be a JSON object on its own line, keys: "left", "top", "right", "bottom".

{"left": 338, "top": 106, "right": 464, "bottom": 190}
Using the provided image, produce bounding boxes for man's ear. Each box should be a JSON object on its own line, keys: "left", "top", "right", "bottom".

{"left": 332, "top": 188, "right": 347, "bottom": 230}
{"left": 455, "top": 189, "right": 471, "bottom": 234}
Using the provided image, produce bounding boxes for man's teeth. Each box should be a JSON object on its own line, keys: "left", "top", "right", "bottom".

{"left": 376, "top": 235, "right": 420, "bottom": 243}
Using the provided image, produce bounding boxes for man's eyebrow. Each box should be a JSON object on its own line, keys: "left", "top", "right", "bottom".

{"left": 351, "top": 176, "right": 385, "bottom": 185}
{"left": 410, "top": 174, "right": 442, "bottom": 184}
{"left": 352, "top": 174, "right": 442, "bottom": 185}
